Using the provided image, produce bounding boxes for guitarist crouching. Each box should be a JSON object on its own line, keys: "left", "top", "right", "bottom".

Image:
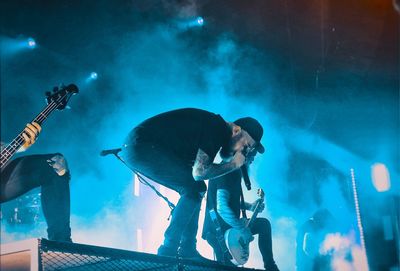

{"left": 1, "top": 122, "right": 72, "bottom": 242}
{"left": 202, "top": 119, "right": 279, "bottom": 271}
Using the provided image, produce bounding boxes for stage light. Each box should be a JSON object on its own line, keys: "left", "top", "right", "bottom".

{"left": 27, "top": 38, "right": 36, "bottom": 48}
{"left": 371, "top": 163, "right": 391, "bottom": 192}
{"left": 196, "top": 16, "right": 204, "bottom": 26}
{"left": 177, "top": 16, "right": 205, "bottom": 30}
{"left": 133, "top": 174, "right": 140, "bottom": 197}
{"left": 136, "top": 228, "right": 143, "bottom": 252}
{"left": 90, "top": 72, "right": 98, "bottom": 80}
{"left": 84, "top": 71, "right": 99, "bottom": 84}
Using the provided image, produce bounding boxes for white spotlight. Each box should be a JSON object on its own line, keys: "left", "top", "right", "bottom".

{"left": 27, "top": 38, "right": 36, "bottom": 49}
{"left": 90, "top": 72, "right": 98, "bottom": 80}
{"left": 196, "top": 16, "right": 204, "bottom": 26}
{"left": 371, "top": 163, "right": 391, "bottom": 192}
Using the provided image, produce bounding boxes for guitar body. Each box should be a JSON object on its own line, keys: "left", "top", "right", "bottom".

{"left": 225, "top": 227, "right": 249, "bottom": 266}
{"left": 224, "top": 188, "right": 265, "bottom": 266}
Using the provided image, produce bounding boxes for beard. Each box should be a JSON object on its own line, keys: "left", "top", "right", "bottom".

{"left": 220, "top": 145, "right": 234, "bottom": 160}
{"left": 220, "top": 133, "right": 242, "bottom": 160}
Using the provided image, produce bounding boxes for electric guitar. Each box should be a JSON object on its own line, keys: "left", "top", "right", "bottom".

{"left": 224, "top": 188, "right": 265, "bottom": 266}
{"left": 0, "top": 84, "right": 79, "bottom": 170}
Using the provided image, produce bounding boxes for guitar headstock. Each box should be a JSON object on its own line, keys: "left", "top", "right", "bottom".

{"left": 257, "top": 188, "right": 265, "bottom": 200}
{"left": 45, "top": 84, "right": 79, "bottom": 110}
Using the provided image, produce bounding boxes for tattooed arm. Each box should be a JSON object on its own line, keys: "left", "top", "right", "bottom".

{"left": 192, "top": 148, "right": 246, "bottom": 181}
{"left": 216, "top": 189, "right": 245, "bottom": 228}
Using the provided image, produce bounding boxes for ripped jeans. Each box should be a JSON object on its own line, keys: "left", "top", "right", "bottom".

{"left": 1, "top": 153, "right": 71, "bottom": 241}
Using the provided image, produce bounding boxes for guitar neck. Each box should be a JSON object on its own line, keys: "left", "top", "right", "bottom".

{"left": 0, "top": 101, "right": 57, "bottom": 168}
{"left": 245, "top": 201, "right": 263, "bottom": 228}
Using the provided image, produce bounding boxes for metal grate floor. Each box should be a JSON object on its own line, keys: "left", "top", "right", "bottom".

{"left": 39, "top": 239, "right": 262, "bottom": 271}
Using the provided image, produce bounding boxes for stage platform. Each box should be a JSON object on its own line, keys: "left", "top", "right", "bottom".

{"left": 0, "top": 238, "right": 263, "bottom": 271}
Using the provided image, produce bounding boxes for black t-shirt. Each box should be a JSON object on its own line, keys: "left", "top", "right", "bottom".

{"left": 127, "top": 108, "right": 231, "bottom": 167}
{"left": 202, "top": 169, "right": 243, "bottom": 239}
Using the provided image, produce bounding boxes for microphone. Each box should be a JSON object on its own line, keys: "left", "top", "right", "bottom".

{"left": 100, "top": 148, "right": 122, "bottom": 157}
{"left": 241, "top": 165, "right": 252, "bottom": 191}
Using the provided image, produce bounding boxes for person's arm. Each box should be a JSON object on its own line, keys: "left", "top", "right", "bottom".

{"left": 245, "top": 199, "right": 265, "bottom": 212}
{"left": 216, "top": 189, "right": 245, "bottom": 228}
{"left": 303, "top": 232, "right": 320, "bottom": 257}
{"left": 192, "top": 148, "right": 246, "bottom": 181}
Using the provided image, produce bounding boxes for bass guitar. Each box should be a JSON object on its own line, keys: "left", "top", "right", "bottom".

{"left": 224, "top": 188, "right": 265, "bottom": 266}
{"left": 0, "top": 84, "right": 79, "bottom": 170}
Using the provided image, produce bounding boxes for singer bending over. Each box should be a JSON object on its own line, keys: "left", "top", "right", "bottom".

{"left": 121, "top": 108, "right": 264, "bottom": 260}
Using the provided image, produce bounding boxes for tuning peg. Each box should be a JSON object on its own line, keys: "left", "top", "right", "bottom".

{"left": 45, "top": 91, "right": 52, "bottom": 97}
{"left": 53, "top": 86, "right": 59, "bottom": 92}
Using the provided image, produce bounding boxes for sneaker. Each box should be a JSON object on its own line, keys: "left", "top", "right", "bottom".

{"left": 157, "top": 245, "right": 178, "bottom": 257}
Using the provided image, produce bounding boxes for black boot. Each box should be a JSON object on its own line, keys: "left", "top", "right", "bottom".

{"left": 157, "top": 245, "right": 178, "bottom": 257}
{"left": 179, "top": 246, "right": 211, "bottom": 262}
{"left": 264, "top": 260, "right": 280, "bottom": 271}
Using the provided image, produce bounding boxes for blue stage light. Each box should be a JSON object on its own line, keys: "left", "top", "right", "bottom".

{"left": 196, "top": 17, "right": 204, "bottom": 26}
{"left": 27, "top": 38, "right": 36, "bottom": 48}
{"left": 90, "top": 72, "right": 98, "bottom": 80}
{"left": 84, "top": 72, "right": 99, "bottom": 84}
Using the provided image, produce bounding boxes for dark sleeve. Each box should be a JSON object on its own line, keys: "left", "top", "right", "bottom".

{"left": 216, "top": 173, "right": 231, "bottom": 190}
{"left": 216, "top": 170, "right": 242, "bottom": 190}
{"left": 197, "top": 115, "right": 227, "bottom": 160}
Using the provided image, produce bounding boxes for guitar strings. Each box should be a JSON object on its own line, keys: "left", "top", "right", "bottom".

{"left": 1, "top": 91, "right": 71, "bottom": 166}
{"left": 1, "top": 99, "right": 59, "bottom": 163}
{"left": 11, "top": 94, "right": 67, "bottom": 146}
{"left": 2, "top": 99, "right": 60, "bottom": 159}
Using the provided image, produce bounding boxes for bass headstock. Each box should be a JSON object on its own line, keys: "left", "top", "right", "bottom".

{"left": 45, "top": 84, "right": 79, "bottom": 110}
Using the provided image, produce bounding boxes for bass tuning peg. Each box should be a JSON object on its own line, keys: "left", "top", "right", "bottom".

{"left": 53, "top": 87, "right": 59, "bottom": 92}
{"left": 45, "top": 91, "right": 52, "bottom": 97}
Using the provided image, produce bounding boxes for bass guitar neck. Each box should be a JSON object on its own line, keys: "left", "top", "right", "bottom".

{"left": 0, "top": 84, "right": 78, "bottom": 170}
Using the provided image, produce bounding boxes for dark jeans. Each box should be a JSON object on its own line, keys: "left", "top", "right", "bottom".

{"left": 207, "top": 218, "right": 278, "bottom": 270}
{"left": 122, "top": 139, "right": 206, "bottom": 251}
{"left": 1, "top": 154, "right": 71, "bottom": 241}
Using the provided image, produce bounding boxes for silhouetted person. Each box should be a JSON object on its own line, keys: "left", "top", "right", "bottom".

{"left": 1, "top": 122, "right": 71, "bottom": 241}
{"left": 296, "top": 209, "right": 335, "bottom": 271}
